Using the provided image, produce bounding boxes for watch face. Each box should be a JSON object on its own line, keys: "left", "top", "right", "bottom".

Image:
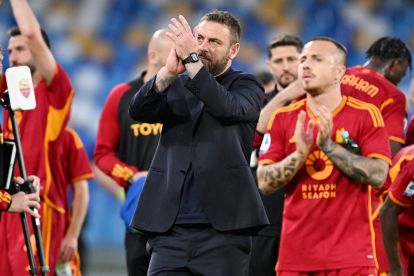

{"left": 191, "top": 53, "right": 199, "bottom": 61}
{"left": 182, "top": 52, "right": 199, "bottom": 65}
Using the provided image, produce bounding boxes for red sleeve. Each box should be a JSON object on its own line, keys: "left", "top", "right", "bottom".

{"left": 388, "top": 161, "right": 414, "bottom": 207}
{"left": 405, "top": 116, "right": 414, "bottom": 146}
{"left": 0, "top": 189, "right": 12, "bottom": 212}
{"left": 94, "top": 84, "right": 138, "bottom": 187}
{"left": 381, "top": 90, "right": 407, "bottom": 144}
{"left": 46, "top": 64, "right": 74, "bottom": 109}
{"left": 253, "top": 131, "right": 264, "bottom": 149}
{"left": 65, "top": 128, "right": 94, "bottom": 185}
{"left": 258, "top": 111, "right": 289, "bottom": 165}
{"left": 357, "top": 104, "right": 392, "bottom": 164}
{"left": 0, "top": 74, "right": 6, "bottom": 98}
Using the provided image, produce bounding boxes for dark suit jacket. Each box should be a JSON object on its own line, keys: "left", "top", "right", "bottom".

{"left": 129, "top": 66, "right": 269, "bottom": 233}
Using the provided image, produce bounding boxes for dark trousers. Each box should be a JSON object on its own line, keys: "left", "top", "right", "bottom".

{"left": 249, "top": 235, "right": 280, "bottom": 276}
{"left": 125, "top": 231, "right": 150, "bottom": 276}
{"left": 146, "top": 225, "right": 252, "bottom": 276}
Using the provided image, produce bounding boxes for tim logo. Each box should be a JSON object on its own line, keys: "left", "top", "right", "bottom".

{"left": 305, "top": 150, "right": 333, "bottom": 180}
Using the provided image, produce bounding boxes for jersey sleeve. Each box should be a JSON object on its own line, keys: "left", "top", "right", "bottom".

{"left": 46, "top": 64, "right": 74, "bottom": 109}
{"left": 253, "top": 131, "right": 264, "bottom": 149}
{"left": 66, "top": 128, "right": 94, "bottom": 185}
{"left": 0, "top": 74, "right": 6, "bottom": 98}
{"left": 388, "top": 161, "right": 414, "bottom": 207}
{"left": 357, "top": 102, "right": 392, "bottom": 165}
{"left": 258, "top": 111, "right": 287, "bottom": 165}
{"left": 0, "top": 189, "right": 11, "bottom": 212}
{"left": 381, "top": 91, "right": 407, "bottom": 144}
{"left": 405, "top": 116, "right": 414, "bottom": 146}
{"left": 94, "top": 84, "right": 138, "bottom": 187}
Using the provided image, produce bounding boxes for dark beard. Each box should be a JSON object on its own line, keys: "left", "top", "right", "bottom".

{"left": 199, "top": 52, "right": 230, "bottom": 76}
{"left": 207, "top": 57, "right": 229, "bottom": 76}
{"left": 279, "top": 81, "right": 290, "bottom": 89}
{"left": 12, "top": 63, "right": 36, "bottom": 74}
{"left": 278, "top": 73, "right": 296, "bottom": 88}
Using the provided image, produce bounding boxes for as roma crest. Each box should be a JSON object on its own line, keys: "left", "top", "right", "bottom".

{"left": 18, "top": 78, "right": 32, "bottom": 98}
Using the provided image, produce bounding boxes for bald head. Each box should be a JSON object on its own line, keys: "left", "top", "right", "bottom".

{"left": 147, "top": 29, "right": 172, "bottom": 72}
{"left": 148, "top": 29, "right": 170, "bottom": 52}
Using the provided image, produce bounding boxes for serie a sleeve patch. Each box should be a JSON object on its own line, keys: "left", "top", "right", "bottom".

{"left": 403, "top": 181, "right": 414, "bottom": 198}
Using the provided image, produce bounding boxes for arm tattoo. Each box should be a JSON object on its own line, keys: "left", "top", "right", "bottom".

{"left": 258, "top": 152, "right": 305, "bottom": 195}
{"left": 321, "top": 140, "right": 388, "bottom": 188}
{"left": 154, "top": 75, "right": 175, "bottom": 93}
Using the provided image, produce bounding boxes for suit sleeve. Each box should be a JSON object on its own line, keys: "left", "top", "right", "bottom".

{"left": 95, "top": 84, "right": 138, "bottom": 187}
{"left": 129, "top": 75, "right": 169, "bottom": 123}
{"left": 185, "top": 67, "right": 264, "bottom": 123}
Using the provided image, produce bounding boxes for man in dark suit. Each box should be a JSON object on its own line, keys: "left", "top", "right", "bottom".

{"left": 129, "top": 10, "right": 268, "bottom": 276}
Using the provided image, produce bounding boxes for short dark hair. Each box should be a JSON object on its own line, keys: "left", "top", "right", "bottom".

{"left": 309, "top": 36, "right": 347, "bottom": 66}
{"left": 8, "top": 26, "right": 51, "bottom": 49}
{"left": 366, "top": 36, "right": 412, "bottom": 70}
{"left": 267, "top": 34, "right": 303, "bottom": 59}
{"left": 200, "top": 10, "right": 241, "bottom": 44}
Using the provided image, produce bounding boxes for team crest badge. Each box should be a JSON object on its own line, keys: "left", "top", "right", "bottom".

{"left": 403, "top": 181, "right": 414, "bottom": 197}
{"left": 18, "top": 78, "right": 32, "bottom": 98}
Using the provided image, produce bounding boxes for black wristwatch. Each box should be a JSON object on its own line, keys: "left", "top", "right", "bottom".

{"left": 182, "top": 52, "right": 200, "bottom": 65}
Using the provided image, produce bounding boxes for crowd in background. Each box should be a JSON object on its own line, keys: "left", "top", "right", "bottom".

{"left": 0, "top": 0, "right": 413, "bottom": 271}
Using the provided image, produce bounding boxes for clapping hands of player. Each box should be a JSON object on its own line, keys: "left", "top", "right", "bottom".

{"left": 294, "top": 110, "right": 314, "bottom": 158}
{"left": 315, "top": 105, "right": 334, "bottom": 151}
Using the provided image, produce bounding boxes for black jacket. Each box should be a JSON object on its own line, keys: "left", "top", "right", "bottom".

{"left": 129, "top": 66, "right": 269, "bottom": 233}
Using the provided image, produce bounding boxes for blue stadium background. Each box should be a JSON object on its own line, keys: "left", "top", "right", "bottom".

{"left": 0, "top": 0, "right": 413, "bottom": 274}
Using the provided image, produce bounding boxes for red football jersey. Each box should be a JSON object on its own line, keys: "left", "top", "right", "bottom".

{"left": 48, "top": 127, "right": 93, "bottom": 212}
{"left": 46, "top": 127, "right": 93, "bottom": 274}
{"left": 370, "top": 145, "right": 414, "bottom": 274}
{"left": 388, "top": 146, "right": 414, "bottom": 230}
{"left": 341, "top": 66, "right": 407, "bottom": 145}
{"left": 259, "top": 96, "right": 391, "bottom": 271}
{"left": 0, "top": 65, "right": 74, "bottom": 276}
{"left": 0, "top": 128, "right": 93, "bottom": 276}
{"left": 1, "top": 64, "right": 74, "bottom": 208}
{"left": 388, "top": 155, "right": 414, "bottom": 276}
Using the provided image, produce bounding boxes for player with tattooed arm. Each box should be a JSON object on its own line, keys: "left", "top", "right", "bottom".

{"left": 258, "top": 37, "right": 391, "bottom": 275}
